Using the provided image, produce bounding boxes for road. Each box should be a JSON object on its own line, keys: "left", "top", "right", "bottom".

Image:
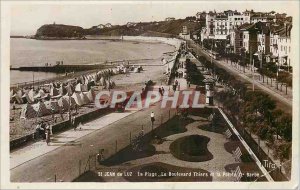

{"left": 187, "top": 41, "right": 292, "bottom": 114}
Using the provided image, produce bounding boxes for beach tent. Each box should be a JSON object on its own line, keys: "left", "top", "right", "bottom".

{"left": 10, "top": 89, "right": 15, "bottom": 100}
{"left": 28, "top": 89, "right": 35, "bottom": 103}
{"left": 20, "top": 103, "right": 37, "bottom": 119}
{"left": 58, "top": 85, "right": 67, "bottom": 96}
{"left": 81, "top": 84, "right": 88, "bottom": 92}
{"left": 11, "top": 93, "right": 23, "bottom": 104}
{"left": 66, "top": 83, "right": 74, "bottom": 96}
{"left": 86, "top": 90, "right": 94, "bottom": 102}
{"left": 44, "top": 100, "right": 60, "bottom": 113}
{"left": 80, "top": 92, "right": 90, "bottom": 104}
{"left": 51, "top": 100, "right": 61, "bottom": 113}
{"left": 99, "top": 77, "right": 105, "bottom": 86}
{"left": 58, "top": 97, "right": 69, "bottom": 112}
{"left": 34, "top": 89, "right": 47, "bottom": 99}
{"left": 22, "top": 93, "right": 33, "bottom": 104}
{"left": 72, "top": 92, "right": 84, "bottom": 106}
{"left": 61, "top": 95, "right": 76, "bottom": 109}
{"left": 75, "top": 83, "right": 82, "bottom": 92}
{"left": 50, "top": 87, "right": 59, "bottom": 97}
{"left": 31, "top": 101, "right": 51, "bottom": 117}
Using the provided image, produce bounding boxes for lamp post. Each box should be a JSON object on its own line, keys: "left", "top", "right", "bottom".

{"left": 276, "top": 60, "right": 279, "bottom": 90}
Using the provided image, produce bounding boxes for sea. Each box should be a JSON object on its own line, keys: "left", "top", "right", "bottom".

{"left": 10, "top": 38, "right": 174, "bottom": 84}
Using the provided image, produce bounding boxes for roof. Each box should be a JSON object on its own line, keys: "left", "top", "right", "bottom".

{"left": 238, "top": 23, "right": 252, "bottom": 30}
{"left": 255, "top": 22, "right": 271, "bottom": 34}
{"left": 273, "top": 23, "right": 292, "bottom": 37}
{"left": 239, "top": 23, "right": 256, "bottom": 31}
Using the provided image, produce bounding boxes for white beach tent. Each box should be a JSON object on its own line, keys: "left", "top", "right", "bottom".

{"left": 80, "top": 92, "right": 90, "bottom": 104}
{"left": 66, "top": 83, "right": 74, "bottom": 96}
{"left": 32, "top": 101, "right": 52, "bottom": 117}
{"left": 20, "top": 103, "right": 37, "bottom": 119}
{"left": 28, "top": 89, "right": 35, "bottom": 102}
{"left": 61, "top": 95, "right": 76, "bottom": 109}
{"left": 11, "top": 93, "right": 23, "bottom": 104}
{"left": 86, "top": 90, "right": 94, "bottom": 102}
{"left": 50, "top": 87, "right": 59, "bottom": 97}
{"left": 34, "top": 89, "right": 47, "bottom": 99}
{"left": 75, "top": 83, "right": 82, "bottom": 92}
{"left": 72, "top": 92, "right": 84, "bottom": 106}
{"left": 99, "top": 77, "right": 105, "bottom": 86}
{"left": 22, "top": 93, "right": 34, "bottom": 104}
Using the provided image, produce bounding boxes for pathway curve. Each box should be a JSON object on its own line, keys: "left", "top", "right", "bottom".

{"left": 119, "top": 115, "right": 238, "bottom": 181}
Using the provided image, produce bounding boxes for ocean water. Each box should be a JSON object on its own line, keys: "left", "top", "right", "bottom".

{"left": 10, "top": 38, "right": 174, "bottom": 84}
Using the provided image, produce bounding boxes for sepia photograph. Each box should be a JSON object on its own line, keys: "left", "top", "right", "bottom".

{"left": 0, "top": 0, "right": 299, "bottom": 189}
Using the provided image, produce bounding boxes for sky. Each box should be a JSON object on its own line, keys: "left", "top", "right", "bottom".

{"left": 9, "top": 1, "right": 298, "bottom": 36}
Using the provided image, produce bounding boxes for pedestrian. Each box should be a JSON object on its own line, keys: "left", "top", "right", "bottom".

{"left": 173, "top": 84, "right": 177, "bottom": 92}
{"left": 34, "top": 122, "right": 42, "bottom": 139}
{"left": 45, "top": 126, "right": 51, "bottom": 146}
{"left": 150, "top": 111, "right": 155, "bottom": 129}
{"left": 161, "top": 87, "right": 165, "bottom": 95}
{"left": 71, "top": 115, "right": 77, "bottom": 130}
{"left": 40, "top": 121, "right": 46, "bottom": 139}
{"left": 158, "top": 87, "right": 163, "bottom": 96}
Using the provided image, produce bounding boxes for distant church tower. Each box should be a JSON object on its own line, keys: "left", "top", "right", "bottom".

{"left": 53, "top": 22, "right": 56, "bottom": 25}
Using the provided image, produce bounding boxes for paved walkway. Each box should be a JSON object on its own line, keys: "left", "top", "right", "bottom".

{"left": 108, "top": 115, "right": 238, "bottom": 181}
{"left": 10, "top": 111, "right": 135, "bottom": 169}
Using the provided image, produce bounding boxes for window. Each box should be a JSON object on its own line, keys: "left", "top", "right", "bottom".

{"left": 281, "top": 46, "right": 283, "bottom": 51}
{"left": 240, "top": 41, "right": 242, "bottom": 46}
{"left": 235, "top": 18, "right": 237, "bottom": 20}
{"left": 289, "top": 46, "right": 291, "bottom": 53}
{"left": 244, "top": 34, "right": 246, "bottom": 39}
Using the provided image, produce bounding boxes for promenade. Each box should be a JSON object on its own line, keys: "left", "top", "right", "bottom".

{"left": 10, "top": 79, "right": 189, "bottom": 182}
{"left": 187, "top": 40, "right": 292, "bottom": 113}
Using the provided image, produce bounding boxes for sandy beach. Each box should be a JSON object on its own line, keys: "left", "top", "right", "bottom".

{"left": 10, "top": 37, "right": 182, "bottom": 141}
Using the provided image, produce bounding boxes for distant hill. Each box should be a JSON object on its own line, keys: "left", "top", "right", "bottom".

{"left": 36, "top": 24, "right": 85, "bottom": 39}
{"left": 86, "top": 19, "right": 202, "bottom": 36}
{"left": 35, "top": 19, "right": 202, "bottom": 39}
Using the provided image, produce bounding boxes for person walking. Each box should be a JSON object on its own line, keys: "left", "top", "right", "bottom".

{"left": 150, "top": 111, "right": 155, "bottom": 131}
{"left": 45, "top": 126, "right": 51, "bottom": 146}
{"left": 71, "top": 115, "right": 77, "bottom": 130}
{"left": 161, "top": 87, "right": 165, "bottom": 95}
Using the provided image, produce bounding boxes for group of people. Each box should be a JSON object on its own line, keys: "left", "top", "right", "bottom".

{"left": 172, "top": 80, "right": 180, "bottom": 92}
{"left": 35, "top": 121, "right": 52, "bottom": 145}
{"left": 158, "top": 86, "right": 165, "bottom": 96}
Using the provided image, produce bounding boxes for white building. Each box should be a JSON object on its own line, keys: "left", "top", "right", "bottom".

{"left": 201, "top": 10, "right": 251, "bottom": 42}
{"left": 269, "top": 23, "right": 292, "bottom": 67}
